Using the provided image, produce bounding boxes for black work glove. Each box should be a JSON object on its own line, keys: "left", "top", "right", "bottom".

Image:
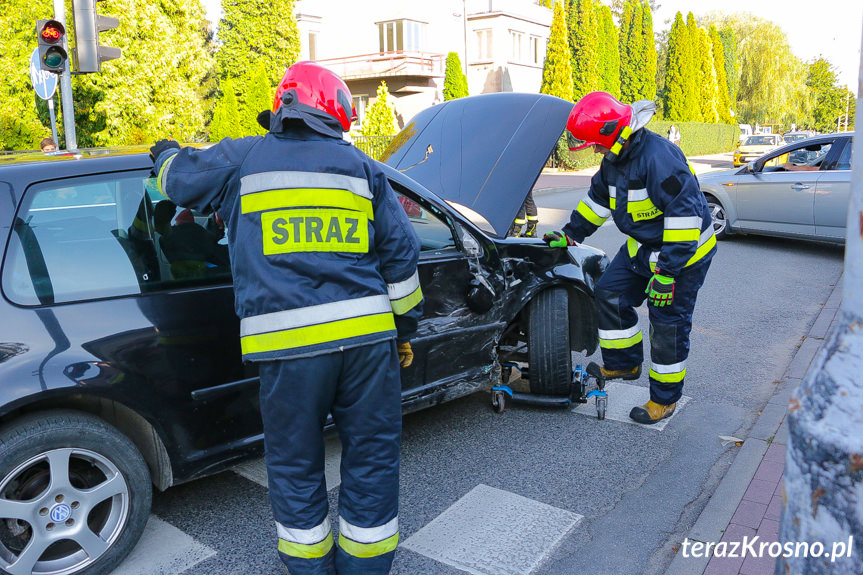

{"left": 149, "top": 139, "right": 180, "bottom": 163}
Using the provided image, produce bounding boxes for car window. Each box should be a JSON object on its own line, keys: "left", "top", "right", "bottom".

{"left": 390, "top": 187, "right": 456, "bottom": 251}
{"left": 835, "top": 140, "right": 853, "bottom": 170}
{"left": 744, "top": 135, "right": 779, "bottom": 146}
{"left": 786, "top": 142, "right": 832, "bottom": 169}
{"left": 2, "top": 173, "right": 231, "bottom": 306}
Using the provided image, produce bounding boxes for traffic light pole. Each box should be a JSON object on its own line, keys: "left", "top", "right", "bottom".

{"left": 54, "top": 0, "right": 77, "bottom": 151}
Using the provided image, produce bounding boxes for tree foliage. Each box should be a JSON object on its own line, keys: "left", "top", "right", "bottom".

{"left": 569, "top": 0, "right": 599, "bottom": 100}
{"left": 209, "top": 77, "right": 242, "bottom": 140}
{"left": 709, "top": 25, "right": 733, "bottom": 123}
{"left": 541, "top": 1, "right": 574, "bottom": 102}
{"left": 683, "top": 13, "right": 702, "bottom": 121}
{"left": 217, "top": 0, "right": 301, "bottom": 87}
{"left": 361, "top": 82, "right": 397, "bottom": 139}
{"left": 595, "top": 4, "right": 620, "bottom": 99}
{"left": 697, "top": 27, "right": 719, "bottom": 123}
{"left": 638, "top": 2, "right": 657, "bottom": 101}
{"left": 807, "top": 58, "right": 846, "bottom": 132}
{"left": 661, "top": 12, "right": 689, "bottom": 121}
{"left": 618, "top": 0, "right": 641, "bottom": 101}
{"left": 0, "top": 1, "right": 54, "bottom": 150}
{"left": 443, "top": 52, "right": 469, "bottom": 100}
{"left": 238, "top": 62, "right": 273, "bottom": 136}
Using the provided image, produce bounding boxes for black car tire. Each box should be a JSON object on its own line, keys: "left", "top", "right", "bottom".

{"left": 0, "top": 411, "right": 152, "bottom": 575}
{"left": 705, "top": 195, "right": 728, "bottom": 240}
{"left": 528, "top": 287, "right": 572, "bottom": 395}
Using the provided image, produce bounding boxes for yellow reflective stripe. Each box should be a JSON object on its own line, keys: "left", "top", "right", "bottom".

{"left": 609, "top": 197, "right": 617, "bottom": 210}
{"left": 526, "top": 215, "right": 539, "bottom": 221}
{"left": 650, "top": 368, "right": 687, "bottom": 383}
{"left": 627, "top": 198, "right": 657, "bottom": 213}
{"left": 599, "top": 330, "right": 643, "bottom": 350}
{"left": 156, "top": 153, "right": 176, "bottom": 198}
{"left": 391, "top": 285, "right": 423, "bottom": 315}
{"left": 513, "top": 218, "right": 527, "bottom": 224}
{"left": 687, "top": 161, "right": 696, "bottom": 175}
{"left": 663, "top": 229, "right": 700, "bottom": 242}
{"left": 609, "top": 126, "right": 632, "bottom": 155}
{"left": 241, "top": 188, "right": 374, "bottom": 220}
{"left": 576, "top": 201, "right": 608, "bottom": 227}
{"left": 279, "top": 533, "right": 334, "bottom": 559}
{"left": 240, "top": 313, "right": 396, "bottom": 355}
{"left": 261, "top": 209, "right": 368, "bottom": 254}
{"left": 338, "top": 532, "right": 399, "bottom": 558}
{"left": 627, "top": 237, "right": 639, "bottom": 258}
{"left": 685, "top": 233, "right": 717, "bottom": 266}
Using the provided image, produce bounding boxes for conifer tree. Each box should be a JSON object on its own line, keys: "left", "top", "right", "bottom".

{"left": 569, "top": 0, "right": 599, "bottom": 100}
{"left": 361, "top": 82, "right": 397, "bottom": 139}
{"left": 238, "top": 62, "right": 273, "bottom": 136}
{"left": 683, "top": 12, "right": 702, "bottom": 121}
{"left": 443, "top": 52, "right": 469, "bottom": 100}
{"left": 661, "top": 12, "right": 688, "bottom": 121}
{"left": 718, "top": 27, "right": 738, "bottom": 110}
{"left": 596, "top": 5, "right": 620, "bottom": 99}
{"left": 541, "top": 1, "right": 574, "bottom": 102}
{"left": 217, "top": 0, "right": 301, "bottom": 87}
{"left": 210, "top": 78, "right": 242, "bottom": 141}
{"left": 638, "top": 2, "right": 657, "bottom": 100}
{"left": 697, "top": 27, "right": 719, "bottom": 123}
{"left": 709, "top": 25, "right": 733, "bottom": 123}
{"left": 619, "top": 0, "right": 641, "bottom": 101}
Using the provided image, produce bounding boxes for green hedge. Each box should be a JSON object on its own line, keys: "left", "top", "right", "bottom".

{"left": 548, "top": 121, "right": 738, "bottom": 170}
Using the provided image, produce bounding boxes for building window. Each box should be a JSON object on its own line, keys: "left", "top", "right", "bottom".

{"left": 377, "top": 19, "right": 426, "bottom": 53}
{"left": 509, "top": 30, "right": 524, "bottom": 62}
{"left": 476, "top": 29, "right": 492, "bottom": 60}
{"left": 530, "top": 35, "right": 541, "bottom": 65}
{"left": 353, "top": 95, "right": 368, "bottom": 126}
{"left": 308, "top": 32, "right": 318, "bottom": 61}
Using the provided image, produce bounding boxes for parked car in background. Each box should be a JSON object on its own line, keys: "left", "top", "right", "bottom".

{"left": 738, "top": 123, "right": 753, "bottom": 144}
{"left": 733, "top": 134, "right": 786, "bottom": 167}
{"left": 700, "top": 132, "right": 853, "bottom": 242}
{"left": 782, "top": 130, "right": 816, "bottom": 144}
{"left": 0, "top": 93, "right": 606, "bottom": 575}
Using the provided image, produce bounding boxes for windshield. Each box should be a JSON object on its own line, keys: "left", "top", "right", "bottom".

{"left": 744, "top": 135, "right": 779, "bottom": 146}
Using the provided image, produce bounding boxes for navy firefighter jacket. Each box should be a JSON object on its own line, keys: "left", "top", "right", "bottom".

{"left": 154, "top": 108, "right": 423, "bottom": 362}
{"left": 562, "top": 128, "right": 716, "bottom": 277}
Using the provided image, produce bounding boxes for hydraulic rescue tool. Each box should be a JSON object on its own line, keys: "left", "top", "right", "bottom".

{"left": 491, "top": 362, "right": 608, "bottom": 419}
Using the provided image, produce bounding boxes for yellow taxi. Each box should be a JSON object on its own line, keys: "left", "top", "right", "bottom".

{"left": 733, "top": 133, "right": 786, "bottom": 166}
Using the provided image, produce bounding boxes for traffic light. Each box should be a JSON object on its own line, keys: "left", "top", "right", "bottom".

{"left": 71, "top": 0, "right": 121, "bottom": 73}
{"left": 36, "top": 19, "right": 68, "bottom": 73}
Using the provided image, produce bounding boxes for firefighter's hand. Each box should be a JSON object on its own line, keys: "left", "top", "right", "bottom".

{"left": 397, "top": 342, "right": 413, "bottom": 368}
{"left": 149, "top": 139, "right": 180, "bottom": 163}
{"left": 542, "top": 230, "right": 576, "bottom": 248}
{"left": 645, "top": 272, "right": 675, "bottom": 307}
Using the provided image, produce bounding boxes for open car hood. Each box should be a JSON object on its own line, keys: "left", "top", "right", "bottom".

{"left": 381, "top": 93, "right": 573, "bottom": 237}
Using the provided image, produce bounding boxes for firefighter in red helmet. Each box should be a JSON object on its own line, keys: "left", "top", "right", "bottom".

{"left": 150, "top": 61, "right": 423, "bottom": 575}
{"left": 544, "top": 91, "right": 715, "bottom": 425}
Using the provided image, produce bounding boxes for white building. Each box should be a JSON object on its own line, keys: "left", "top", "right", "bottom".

{"left": 293, "top": 0, "right": 552, "bottom": 129}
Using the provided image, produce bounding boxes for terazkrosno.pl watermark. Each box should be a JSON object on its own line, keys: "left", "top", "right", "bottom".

{"left": 680, "top": 536, "right": 854, "bottom": 562}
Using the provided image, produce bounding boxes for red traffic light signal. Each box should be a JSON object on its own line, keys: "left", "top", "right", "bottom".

{"left": 36, "top": 19, "right": 68, "bottom": 73}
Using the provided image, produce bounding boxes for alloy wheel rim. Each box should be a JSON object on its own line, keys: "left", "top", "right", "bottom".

{"left": 709, "top": 202, "right": 726, "bottom": 235}
{"left": 0, "top": 448, "right": 130, "bottom": 575}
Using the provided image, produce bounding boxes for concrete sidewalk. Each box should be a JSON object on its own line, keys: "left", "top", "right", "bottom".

{"left": 665, "top": 276, "right": 844, "bottom": 575}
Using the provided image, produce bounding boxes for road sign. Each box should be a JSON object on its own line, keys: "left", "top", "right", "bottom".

{"left": 30, "top": 48, "right": 59, "bottom": 100}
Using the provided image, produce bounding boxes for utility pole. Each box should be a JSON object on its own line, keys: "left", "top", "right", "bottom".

{"left": 779, "top": 21, "right": 863, "bottom": 574}
{"left": 54, "top": 0, "right": 77, "bottom": 151}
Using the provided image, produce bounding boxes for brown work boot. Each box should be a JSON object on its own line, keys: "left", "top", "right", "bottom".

{"left": 599, "top": 365, "right": 641, "bottom": 381}
{"left": 629, "top": 400, "right": 676, "bottom": 424}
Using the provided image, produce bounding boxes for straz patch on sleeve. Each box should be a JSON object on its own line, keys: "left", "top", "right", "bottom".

{"left": 261, "top": 209, "right": 369, "bottom": 254}
{"left": 632, "top": 207, "right": 663, "bottom": 221}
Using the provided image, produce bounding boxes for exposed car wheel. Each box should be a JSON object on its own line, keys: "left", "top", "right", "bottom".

{"left": 705, "top": 196, "right": 728, "bottom": 239}
{"left": 528, "top": 287, "right": 572, "bottom": 395}
{"left": 0, "top": 411, "right": 151, "bottom": 575}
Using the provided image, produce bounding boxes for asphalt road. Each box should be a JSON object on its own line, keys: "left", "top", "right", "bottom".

{"left": 118, "top": 186, "right": 845, "bottom": 575}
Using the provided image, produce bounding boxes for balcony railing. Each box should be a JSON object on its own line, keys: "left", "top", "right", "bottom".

{"left": 316, "top": 51, "right": 445, "bottom": 81}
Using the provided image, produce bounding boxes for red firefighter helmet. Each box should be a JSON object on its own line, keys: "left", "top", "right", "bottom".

{"left": 566, "top": 91, "right": 633, "bottom": 152}
{"left": 273, "top": 61, "right": 356, "bottom": 131}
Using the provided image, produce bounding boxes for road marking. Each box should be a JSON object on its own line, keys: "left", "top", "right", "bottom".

{"left": 402, "top": 484, "right": 582, "bottom": 575}
{"left": 112, "top": 515, "right": 216, "bottom": 575}
{"left": 571, "top": 380, "right": 691, "bottom": 430}
{"left": 232, "top": 436, "right": 343, "bottom": 490}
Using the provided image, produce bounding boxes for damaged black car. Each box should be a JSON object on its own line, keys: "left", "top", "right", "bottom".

{"left": 0, "top": 92, "right": 606, "bottom": 574}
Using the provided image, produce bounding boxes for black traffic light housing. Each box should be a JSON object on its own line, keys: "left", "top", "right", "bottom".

{"left": 36, "top": 19, "right": 68, "bottom": 73}
{"left": 71, "top": 0, "right": 121, "bottom": 73}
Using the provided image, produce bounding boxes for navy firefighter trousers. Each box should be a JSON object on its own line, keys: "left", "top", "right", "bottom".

{"left": 258, "top": 339, "right": 401, "bottom": 575}
{"left": 595, "top": 244, "right": 712, "bottom": 405}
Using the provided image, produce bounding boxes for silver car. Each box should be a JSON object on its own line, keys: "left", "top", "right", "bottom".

{"left": 699, "top": 132, "right": 853, "bottom": 243}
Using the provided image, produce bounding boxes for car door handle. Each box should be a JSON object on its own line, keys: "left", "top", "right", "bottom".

{"left": 791, "top": 183, "right": 810, "bottom": 190}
